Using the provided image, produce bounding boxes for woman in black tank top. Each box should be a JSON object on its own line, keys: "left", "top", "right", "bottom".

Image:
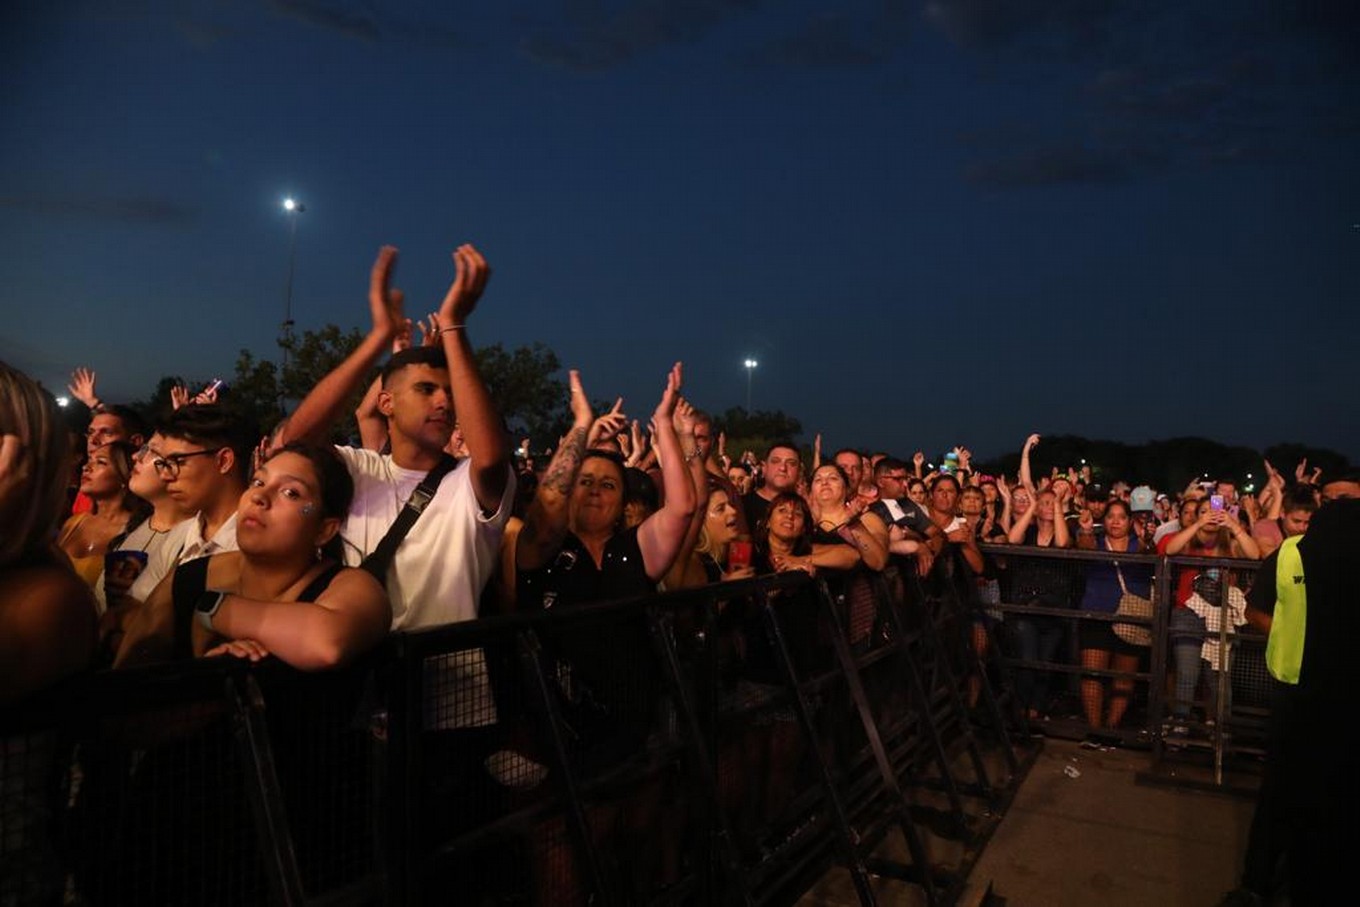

{"left": 115, "top": 443, "right": 389, "bottom": 670}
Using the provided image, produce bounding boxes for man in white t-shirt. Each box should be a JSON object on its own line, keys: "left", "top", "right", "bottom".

{"left": 274, "top": 244, "right": 513, "bottom": 730}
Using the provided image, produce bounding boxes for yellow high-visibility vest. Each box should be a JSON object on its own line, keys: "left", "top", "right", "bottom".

{"left": 1266, "top": 535, "right": 1306, "bottom": 684}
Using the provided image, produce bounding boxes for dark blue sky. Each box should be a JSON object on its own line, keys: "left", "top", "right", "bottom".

{"left": 3, "top": 1, "right": 1357, "bottom": 463}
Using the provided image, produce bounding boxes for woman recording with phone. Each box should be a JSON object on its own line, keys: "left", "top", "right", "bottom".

{"left": 1158, "top": 495, "right": 1260, "bottom": 732}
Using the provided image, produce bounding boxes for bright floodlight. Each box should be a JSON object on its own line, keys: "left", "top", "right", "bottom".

{"left": 56, "top": 396, "right": 70, "bottom": 408}
{"left": 744, "top": 358, "right": 758, "bottom": 369}
{"left": 283, "top": 197, "right": 298, "bottom": 211}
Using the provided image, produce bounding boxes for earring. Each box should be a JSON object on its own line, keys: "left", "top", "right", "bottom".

{"left": 315, "top": 547, "right": 323, "bottom": 561}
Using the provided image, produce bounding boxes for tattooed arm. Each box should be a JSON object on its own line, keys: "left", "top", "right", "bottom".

{"left": 515, "top": 370, "right": 594, "bottom": 571}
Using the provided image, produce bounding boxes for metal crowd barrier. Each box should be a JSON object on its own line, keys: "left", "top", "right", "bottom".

{"left": 976, "top": 543, "right": 1268, "bottom": 789}
{"left": 2, "top": 562, "right": 1042, "bottom": 906}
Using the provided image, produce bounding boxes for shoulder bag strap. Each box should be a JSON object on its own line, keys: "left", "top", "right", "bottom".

{"left": 360, "top": 454, "right": 459, "bottom": 581}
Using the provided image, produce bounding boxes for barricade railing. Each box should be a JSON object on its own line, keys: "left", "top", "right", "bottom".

{"left": 976, "top": 543, "right": 1267, "bottom": 788}
{"left": 2, "top": 564, "right": 1039, "bottom": 906}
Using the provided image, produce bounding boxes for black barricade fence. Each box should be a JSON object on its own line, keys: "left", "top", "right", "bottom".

{"left": 3, "top": 566, "right": 1042, "bottom": 907}
{"left": 977, "top": 544, "right": 1270, "bottom": 775}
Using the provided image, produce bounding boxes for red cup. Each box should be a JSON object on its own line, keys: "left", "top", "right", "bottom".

{"left": 728, "top": 538, "right": 753, "bottom": 571}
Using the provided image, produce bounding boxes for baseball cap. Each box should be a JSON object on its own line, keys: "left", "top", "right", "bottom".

{"left": 1130, "top": 485, "right": 1156, "bottom": 513}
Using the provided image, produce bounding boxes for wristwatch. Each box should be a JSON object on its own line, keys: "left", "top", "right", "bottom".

{"left": 196, "top": 588, "right": 228, "bottom": 631}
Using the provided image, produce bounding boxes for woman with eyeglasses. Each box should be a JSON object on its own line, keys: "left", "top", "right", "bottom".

{"left": 57, "top": 440, "right": 148, "bottom": 588}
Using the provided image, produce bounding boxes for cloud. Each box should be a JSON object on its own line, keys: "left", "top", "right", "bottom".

{"left": 522, "top": 0, "right": 761, "bottom": 71}
{"left": 265, "top": 0, "right": 380, "bottom": 41}
{"left": 965, "top": 143, "right": 1168, "bottom": 188}
{"left": 1089, "top": 67, "right": 1233, "bottom": 120}
{"left": 0, "top": 193, "right": 198, "bottom": 225}
{"left": 173, "top": 17, "right": 244, "bottom": 48}
{"left": 742, "top": 8, "right": 910, "bottom": 70}
{"left": 922, "top": 0, "right": 1124, "bottom": 52}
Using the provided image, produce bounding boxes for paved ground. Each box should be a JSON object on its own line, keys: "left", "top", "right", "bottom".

{"left": 965, "top": 738, "right": 1256, "bottom": 906}
{"left": 799, "top": 736, "right": 1258, "bottom": 906}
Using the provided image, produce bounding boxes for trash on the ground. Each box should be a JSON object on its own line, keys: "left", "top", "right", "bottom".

{"left": 1063, "top": 765, "right": 1081, "bottom": 779}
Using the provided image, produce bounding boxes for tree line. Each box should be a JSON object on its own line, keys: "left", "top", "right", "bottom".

{"left": 123, "top": 323, "right": 1349, "bottom": 491}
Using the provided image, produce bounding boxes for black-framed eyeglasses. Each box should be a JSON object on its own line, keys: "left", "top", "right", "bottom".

{"left": 150, "top": 449, "right": 217, "bottom": 479}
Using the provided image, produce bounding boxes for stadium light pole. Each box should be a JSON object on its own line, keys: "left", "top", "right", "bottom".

{"left": 743, "top": 358, "right": 758, "bottom": 413}
{"left": 281, "top": 197, "right": 305, "bottom": 370}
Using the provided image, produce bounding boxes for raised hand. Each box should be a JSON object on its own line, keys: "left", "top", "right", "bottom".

{"left": 654, "top": 362, "right": 683, "bottom": 419}
{"left": 170, "top": 385, "right": 191, "bottom": 411}
{"left": 673, "top": 395, "right": 697, "bottom": 438}
{"left": 391, "top": 313, "right": 414, "bottom": 353}
{"left": 568, "top": 371, "right": 595, "bottom": 430}
{"left": 1294, "top": 458, "right": 1309, "bottom": 484}
{"left": 996, "top": 475, "right": 1012, "bottom": 500}
{"left": 192, "top": 381, "right": 220, "bottom": 406}
{"left": 1025, "top": 433, "right": 1041, "bottom": 450}
{"left": 588, "top": 396, "right": 627, "bottom": 447}
{"left": 438, "top": 243, "right": 491, "bottom": 328}
{"left": 417, "top": 313, "right": 440, "bottom": 348}
{"left": 252, "top": 435, "right": 271, "bottom": 472}
{"left": 1077, "top": 509, "right": 1094, "bottom": 533}
{"left": 368, "top": 245, "right": 405, "bottom": 340}
{"left": 68, "top": 367, "right": 99, "bottom": 408}
{"left": 626, "top": 420, "right": 647, "bottom": 467}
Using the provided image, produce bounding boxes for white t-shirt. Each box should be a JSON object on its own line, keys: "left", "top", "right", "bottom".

{"left": 334, "top": 447, "right": 514, "bottom": 729}
{"left": 335, "top": 447, "right": 512, "bottom": 631}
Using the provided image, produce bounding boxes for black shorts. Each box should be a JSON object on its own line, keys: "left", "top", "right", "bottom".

{"left": 1078, "top": 617, "right": 1146, "bottom": 657}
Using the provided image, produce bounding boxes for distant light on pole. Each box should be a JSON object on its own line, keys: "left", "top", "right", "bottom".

{"left": 56, "top": 396, "right": 69, "bottom": 408}
{"left": 743, "top": 359, "right": 758, "bottom": 413}
{"left": 281, "top": 197, "right": 306, "bottom": 371}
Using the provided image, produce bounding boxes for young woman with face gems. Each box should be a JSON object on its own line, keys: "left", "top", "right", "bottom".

{"left": 113, "top": 443, "right": 390, "bottom": 670}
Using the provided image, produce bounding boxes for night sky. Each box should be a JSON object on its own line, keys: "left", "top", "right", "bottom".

{"left": 3, "top": 1, "right": 1357, "bottom": 464}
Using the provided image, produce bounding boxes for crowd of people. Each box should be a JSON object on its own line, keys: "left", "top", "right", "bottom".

{"left": 4, "top": 241, "right": 1358, "bottom": 905}
{"left": 3, "top": 241, "right": 1356, "bottom": 719}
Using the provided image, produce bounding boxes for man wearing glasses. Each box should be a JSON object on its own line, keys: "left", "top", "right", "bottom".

{"left": 119, "top": 406, "right": 256, "bottom": 609}
{"left": 870, "top": 456, "right": 943, "bottom": 576}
